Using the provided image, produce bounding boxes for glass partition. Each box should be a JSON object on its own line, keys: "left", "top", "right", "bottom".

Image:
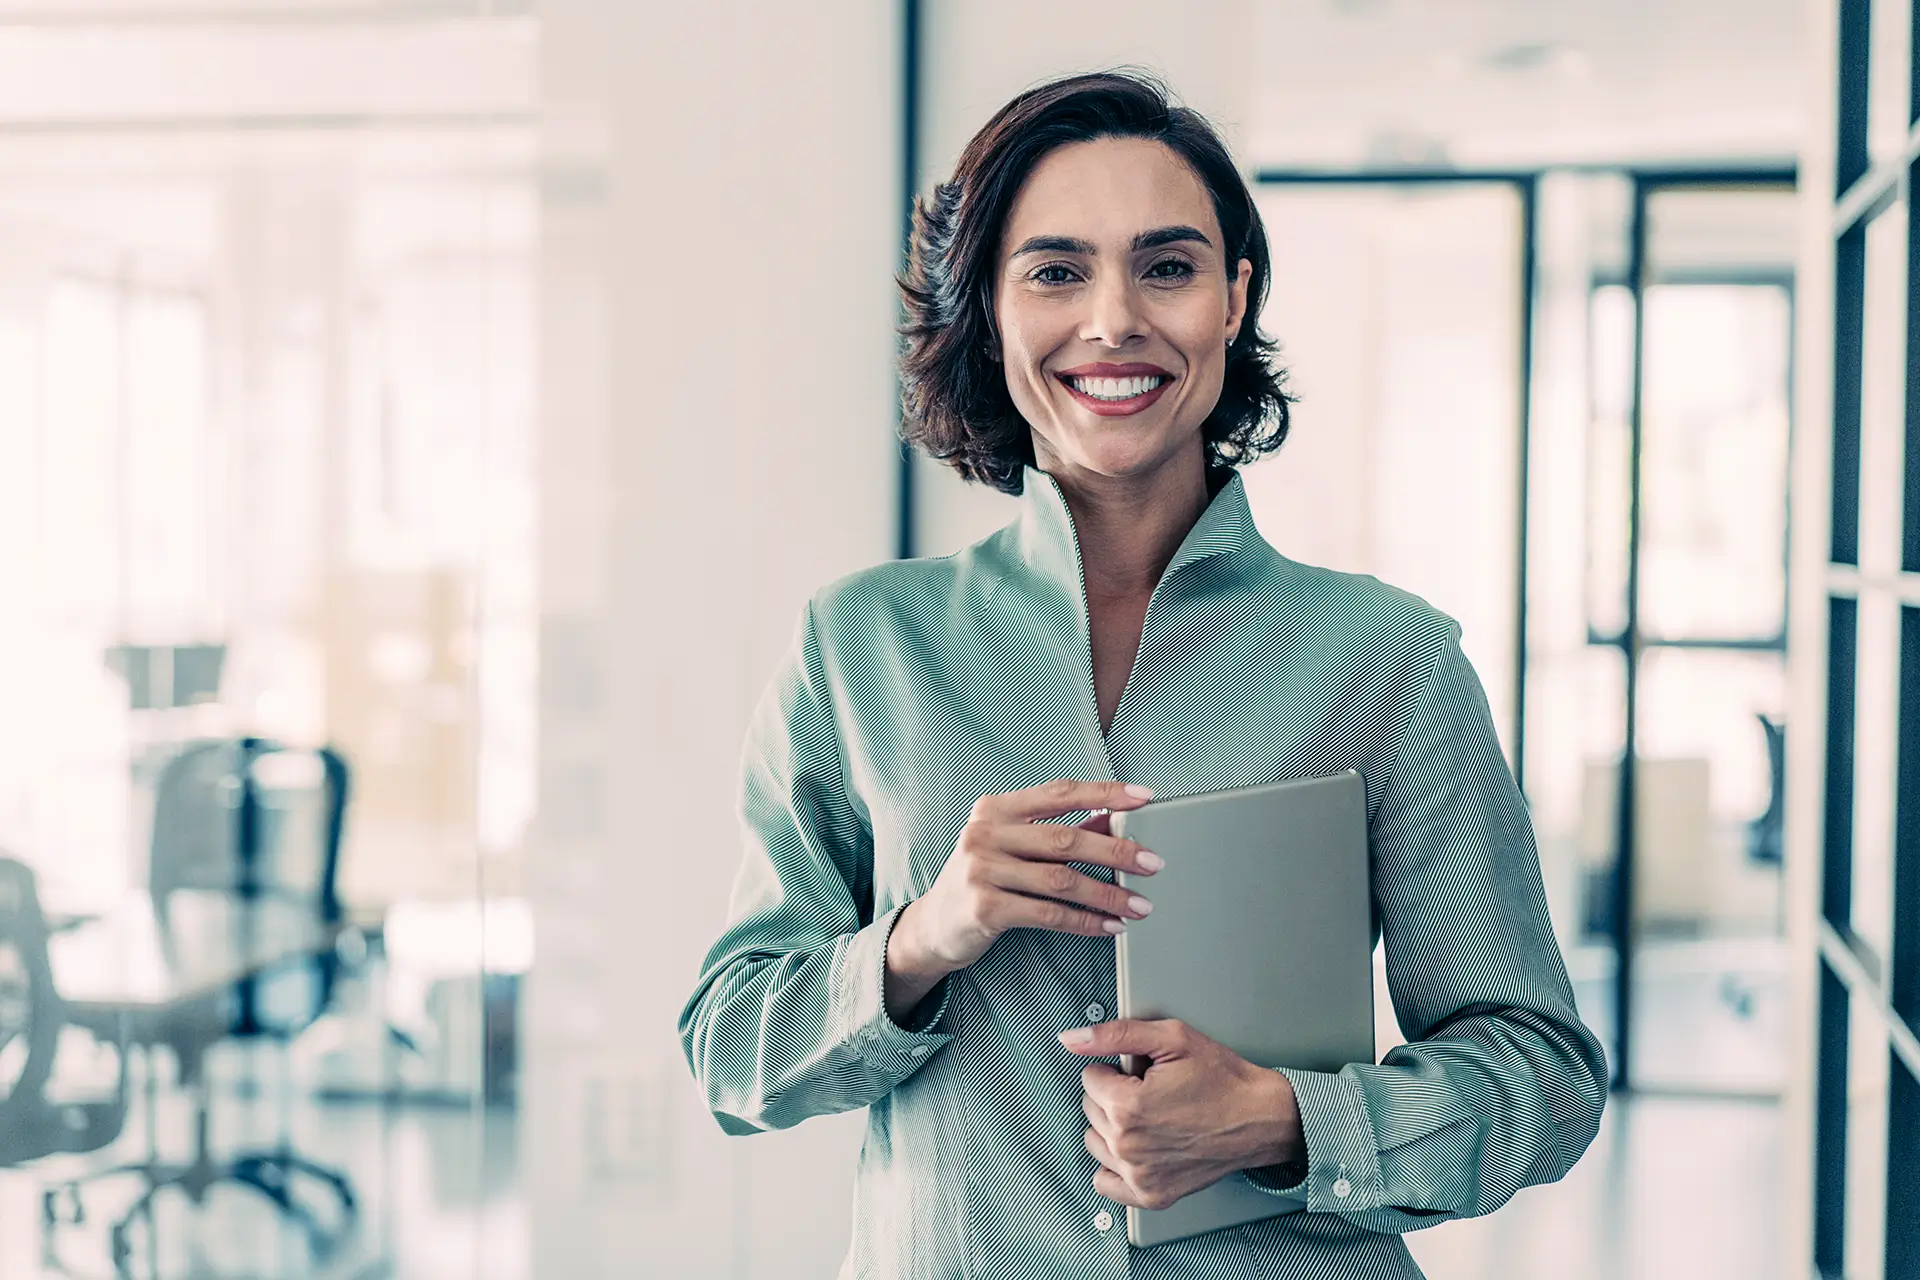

{"left": 1252, "top": 181, "right": 1525, "bottom": 762}
{"left": 1605, "top": 185, "right": 1798, "bottom": 1095}
{"left": 0, "top": 8, "right": 533, "bottom": 1277}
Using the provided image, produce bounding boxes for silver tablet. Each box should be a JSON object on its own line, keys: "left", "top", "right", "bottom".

{"left": 1109, "top": 770, "right": 1375, "bottom": 1248}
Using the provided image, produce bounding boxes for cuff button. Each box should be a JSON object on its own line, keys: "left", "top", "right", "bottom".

{"left": 908, "top": 1044, "right": 929, "bottom": 1057}
{"left": 1332, "top": 1178, "right": 1352, "bottom": 1198}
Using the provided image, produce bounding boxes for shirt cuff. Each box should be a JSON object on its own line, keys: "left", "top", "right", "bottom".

{"left": 1263, "top": 1066, "right": 1384, "bottom": 1214}
{"left": 838, "top": 900, "right": 954, "bottom": 1070}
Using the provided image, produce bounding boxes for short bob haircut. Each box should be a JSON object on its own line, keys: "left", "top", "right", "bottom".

{"left": 898, "top": 69, "right": 1293, "bottom": 495}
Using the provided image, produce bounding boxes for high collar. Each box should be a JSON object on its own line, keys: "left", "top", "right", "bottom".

{"left": 1013, "top": 462, "right": 1258, "bottom": 598}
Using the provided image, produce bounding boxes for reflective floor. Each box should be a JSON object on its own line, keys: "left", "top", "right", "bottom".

{"left": 0, "top": 1060, "right": 521, "bottom": 1280}
{"left": 1571, "top": 936, "right": 1790, "bottom": 1096}
{"left": 1409, "top": 1093, "right": 1783, "bottom": 1280}
{"left": 0, "top": 1086, "right": 1781, "bottom": 1280}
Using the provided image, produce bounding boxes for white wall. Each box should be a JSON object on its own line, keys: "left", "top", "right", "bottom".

{"left": 529, "top": 1, "right": 899, "bottom": 1276}
{"left": 0, "top": 17, "right": 532, "bottom": 122}
{"left": 1248, "top": 0, "right": 1806, "bottom": 169}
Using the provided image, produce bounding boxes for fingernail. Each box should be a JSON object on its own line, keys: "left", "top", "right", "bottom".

{"left": 1136, "top": 849, "right": 1164, "bottom": 872}
{"left": 1127, "top": 895, "right": 1152, "bottom": 916}
{"left": 1123, "top": 785, "right": 1153, "bottom": 800}
{"left": 1060, "top": 1026, "right": 1094, "bottom": 1044}
{"left": 1102, "top": 918, "right": 1127, "bottom": 934}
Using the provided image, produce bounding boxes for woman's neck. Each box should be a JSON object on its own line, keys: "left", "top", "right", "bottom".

{"left": 1045, "top": 452, "right": 1215, "bottom": 604}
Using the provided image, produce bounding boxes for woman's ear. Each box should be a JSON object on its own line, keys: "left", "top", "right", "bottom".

{"left": 1225, "top": 257, "right": 1253, "bottom": 346}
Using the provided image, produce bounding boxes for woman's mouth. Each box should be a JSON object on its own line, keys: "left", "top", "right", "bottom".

{"left": 1057, "top": 372, "right": 1174, "bottom": 416}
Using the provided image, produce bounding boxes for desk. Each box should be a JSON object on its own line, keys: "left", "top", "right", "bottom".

{"left": 51, "top": 897, "right": 340, "bottom": 1018}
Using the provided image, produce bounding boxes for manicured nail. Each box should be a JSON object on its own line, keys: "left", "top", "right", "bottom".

{"left": 1135, "top": 850, "right": 1164, "bottom": 872}
{"left": 1127, "top": 895, "right": 1152, "bottom": 917}
{"left": 1102, "top": 919, "right": 1127, "bottom": 934}
{"left": 1123, "top": 785, "right": 1153, "bottom": 800}
{"left": 1060, "top": 1026, "right": 1094, "bottom": 1044}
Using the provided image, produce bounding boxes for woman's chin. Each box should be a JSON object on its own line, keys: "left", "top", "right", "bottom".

{"left": 1058, "top": 429, "right": 1196, "bottom": 477}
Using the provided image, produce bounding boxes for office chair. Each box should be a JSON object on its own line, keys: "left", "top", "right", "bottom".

{"left": 1718, "top": 714, "right": 1787, "bottom": 1022}
{"left": 1745, "top": 714, "right": 1786, "bottom": 868}
{"left": 0, "top": 853, "right": 61, "bottom": 1152}
{"left": 43, "top": 738, "right": 360, "bottom": 1273}
{"left": 0, "top": 853, "right": 132, "bottom": 1271}
{"left": 0, "top": 854, "right": 130, "bottom": 1166}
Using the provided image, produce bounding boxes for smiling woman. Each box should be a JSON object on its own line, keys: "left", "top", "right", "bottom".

{"left": 898, "top": 72, "right": 1293, "bottom": 494}
{"left": 679, "top": 68, "right": 1605, "bottom": 1280}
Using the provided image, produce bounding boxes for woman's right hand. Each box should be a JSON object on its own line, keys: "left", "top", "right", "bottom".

{"left": 890, "top": 779, "right": 1166, "bottom": 987}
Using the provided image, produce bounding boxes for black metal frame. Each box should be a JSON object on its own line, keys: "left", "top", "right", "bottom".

{"left": 895, "top": 0, "right": 921, "bottom": 562}
{"left": 1606, "top": 169, "right": 1799, "bottom": 1092}
{"left": 1814, "top": 0, "right": 1920, "bottom": 1274}
{"left": 1833, "top": 225, "right": 1867, "bottom": 568}
{"left": 1814, "top": 958, "right": 1850, "bottom": 1278}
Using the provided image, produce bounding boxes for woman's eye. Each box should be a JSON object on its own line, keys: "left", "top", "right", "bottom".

{"left": 1030, "top": 263, "right": 1079, "bottom": 285}
{"left": 1146, "top": 258, "right": 1195, "bottom": 282}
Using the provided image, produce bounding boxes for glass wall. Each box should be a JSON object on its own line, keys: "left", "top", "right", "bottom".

{"left": 0, "top": 8, "right": 533, "bottom": 1277}
{"left": 1252, "top": 182, "right": 1526, "bottom": 761}
{"left": 1253, "top": 171, "right": 1804, "bottom": 1101}
{"left": 1598, "top": 185, "right": 1799, "bottom": 1095}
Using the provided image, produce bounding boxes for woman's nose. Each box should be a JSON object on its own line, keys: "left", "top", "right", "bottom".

{"left": 1079, "top": 274, "right": 1148, "bottom": 348}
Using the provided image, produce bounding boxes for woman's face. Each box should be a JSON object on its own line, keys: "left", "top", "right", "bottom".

{"left": 992, "top": 136, "right": 1252, "bottom": 485}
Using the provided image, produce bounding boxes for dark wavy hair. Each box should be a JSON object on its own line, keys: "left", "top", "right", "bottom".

{"left": 897, "top": 69, "right": 1293, "bottom": 495}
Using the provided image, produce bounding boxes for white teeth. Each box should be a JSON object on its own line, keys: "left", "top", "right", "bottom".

{"left": 1068, "top": 375, "right": 1165, "bottom": 401}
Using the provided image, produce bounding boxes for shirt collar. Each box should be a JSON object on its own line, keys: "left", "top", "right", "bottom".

{"left": 1013, "top": 462, "right": 1259, "bottom": 596}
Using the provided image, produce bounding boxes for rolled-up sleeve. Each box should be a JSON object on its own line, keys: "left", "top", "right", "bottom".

{"left": 1242, "top": 621, "right": 1607, "bottom": 1231}
{"left": 677, "top": 600, "right": 953, "bottom": 1136}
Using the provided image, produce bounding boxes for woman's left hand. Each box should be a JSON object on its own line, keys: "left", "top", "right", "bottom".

{"left": 1061, "top": 1017, "right": 1305, "bottom": 1211}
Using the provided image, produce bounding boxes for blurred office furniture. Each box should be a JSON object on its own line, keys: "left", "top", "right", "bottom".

{"left": 381, "top": 899, "right": 530, "bottom": 1106}
{"left": 1746, "top": 714, "right": 1786, "bottom": 868}
{"left": 1715, "top": 714, "right": 1788, "bottom": 1023}
{"left": 324, "top": 568, "right": 479, "bottom": 904}
{"left": 103, "top": 643, "right": 232, "bottom": 847}
{"left": 0, "top": 856, "right": 130, "bottom": 1170}
{"left": 101, "top": 646, "right": 226, "bottom": 714}
{"left": 1579, "top": 755, "right": 1713, "bottom": 933}
{"left": 41, "top": 739, "right": 360, "bottom": 1274}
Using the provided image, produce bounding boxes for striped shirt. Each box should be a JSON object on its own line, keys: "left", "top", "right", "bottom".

{"left": 678, "top": 462, "right": 1607, "bottom": 1279}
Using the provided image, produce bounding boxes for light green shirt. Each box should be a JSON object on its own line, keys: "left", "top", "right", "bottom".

{"left": 679, "top": 463, "right": 1605, "bottom": 1279}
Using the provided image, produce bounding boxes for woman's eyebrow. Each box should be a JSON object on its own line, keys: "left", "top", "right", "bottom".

{"left": 1009, "top": 234, "right": 1094, "bottom": 258}
{"left": 1131, "top": 225, "right": 1212, "bottom": 251}
{"left": 1008, "top": 225, "right": 1213, "bottom": 260}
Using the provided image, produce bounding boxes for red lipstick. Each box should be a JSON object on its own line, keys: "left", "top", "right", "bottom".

{"left": 1054, "top": 362, "right": 1177, "bottom": 417}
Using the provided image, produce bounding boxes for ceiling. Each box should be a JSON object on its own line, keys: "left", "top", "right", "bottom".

{"left": 1250, "top": 0, "right": 1810, "bottom": 167}
{"left": 0, "top": 0, "right": 1813, "bottom": 174}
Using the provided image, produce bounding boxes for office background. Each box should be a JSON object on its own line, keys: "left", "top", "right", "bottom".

{"left": 0, "top": 0, "right": 1908, "bottom": 1277}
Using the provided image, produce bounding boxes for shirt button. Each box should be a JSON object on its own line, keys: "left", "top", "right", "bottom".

{"left": 1093, "top": 1209, "right": 1114, "bottom": 1232}
{"left": 1332, "top": 1178, "right": 1352, "bottom": 1198}
{"left": 1084, "top": 1002, "right": 1106, "bottom": 1022}
{"left": 908, "top": 1044, "right": 929, "bottom": 1057}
